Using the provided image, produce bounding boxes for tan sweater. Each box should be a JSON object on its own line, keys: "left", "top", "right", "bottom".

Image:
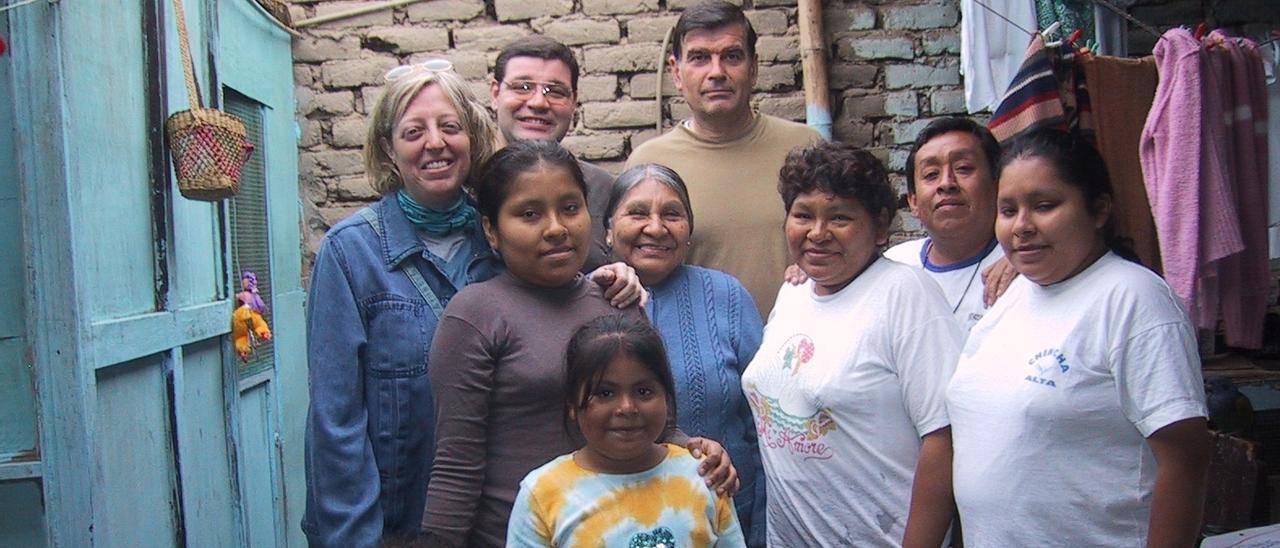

{"left": 627, "top": 114, "right": 822, "bottom": 317}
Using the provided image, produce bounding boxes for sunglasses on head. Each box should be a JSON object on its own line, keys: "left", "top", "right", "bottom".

{"left": 383, "top": 58, "right": 454, "bottom": 82}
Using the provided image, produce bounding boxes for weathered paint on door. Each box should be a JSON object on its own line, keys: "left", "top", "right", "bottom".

{"left": 219, "top": 0, "right": 308, "bottom": 544}
{"left": 0, "top": 7, "right": 47, "bottom": 546}
{"left": 0, "top": 0, "right": 305, "bottom": 545}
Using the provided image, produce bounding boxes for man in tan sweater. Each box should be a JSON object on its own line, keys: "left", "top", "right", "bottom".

{"left": 626, "top": 0, "right": 822, "bottom": 317}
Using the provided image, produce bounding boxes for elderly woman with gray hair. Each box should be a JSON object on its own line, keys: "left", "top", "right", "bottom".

{"left": 604, "top": 163, "right": 767, "bottom": 546}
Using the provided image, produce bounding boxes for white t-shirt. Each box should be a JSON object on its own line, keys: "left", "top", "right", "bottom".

{"left": 884, "top": 237, "right": 1005, "bottom": 332}
{"left": 947, "top": 252, "right": 1208, "bottom": 547}
{"left": 742, "top": 258, "right": 964, "bottom": 547}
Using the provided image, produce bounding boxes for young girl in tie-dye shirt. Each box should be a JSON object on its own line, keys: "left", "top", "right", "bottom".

{"left": 506, "top": 314, "right": 746, "bottom": 548}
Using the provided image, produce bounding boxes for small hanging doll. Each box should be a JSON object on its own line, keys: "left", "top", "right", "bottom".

{"left": 232, "top": 271, "right": 272, "bottom": 362}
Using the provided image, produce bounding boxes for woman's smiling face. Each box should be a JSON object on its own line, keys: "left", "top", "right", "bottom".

{"left": 607, "top": 179, "right": 692, "bottom": 286}
{"left": 483, "top": 164, "right": 592, "bottom": 287}
{"left": 996, "top": 156, "right": 1109, "bottom": 286}
{"left": 390, "top": 83, "right": 472, "bottom": 208}
{"left": 785, "top": 190, "right": 888, "bottom": 296}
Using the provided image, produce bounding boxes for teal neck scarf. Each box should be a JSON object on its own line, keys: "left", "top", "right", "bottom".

{"left": 396, "top": 189, "right": 478, "bottom": 236}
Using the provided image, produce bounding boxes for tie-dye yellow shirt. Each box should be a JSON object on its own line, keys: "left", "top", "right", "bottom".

{"left": 506, "top": 444, "right": 745, "bottom": 547}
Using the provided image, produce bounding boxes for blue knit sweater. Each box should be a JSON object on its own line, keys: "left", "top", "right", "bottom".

{"left": 645, "top": 264, "right": 766, "bottom": 546}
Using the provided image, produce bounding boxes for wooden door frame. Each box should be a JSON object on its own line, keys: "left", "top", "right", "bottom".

{"left": 10, "top": 0, "right": 243, "bottom": 544}
{"left": 10, "top": 2, "right": 94, "bottom": 544}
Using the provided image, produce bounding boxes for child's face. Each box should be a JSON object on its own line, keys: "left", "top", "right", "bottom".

{"left": 573, "top": 353, "right": 669, "bottom": 474}
{"left": 482, "top": 165, "right": 591, "bottom": 288}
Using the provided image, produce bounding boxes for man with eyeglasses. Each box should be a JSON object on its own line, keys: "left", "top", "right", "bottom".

{"left": 490, "top": 36, "right": 614, "bottom": 271}
{"left": 626, "top": 0, "right": 822, "bottom": 319}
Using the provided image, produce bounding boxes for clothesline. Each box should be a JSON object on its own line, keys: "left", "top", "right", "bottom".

{"left": 970, "top": 0, "right": 1162, "bottom": 42}
{"left": 1089, "top": 0, "right": 1162, "bottom": 40}
{"left": 970, "top": 0, "right": 1036, "bottom": 38}
{"left": 0, "top": 0, "right": 46, "bottom": 16}
{"left": 971, "top": 0, "right": 1275, "bottom": 48}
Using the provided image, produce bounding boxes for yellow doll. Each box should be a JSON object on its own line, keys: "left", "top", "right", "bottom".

{"left": 232, "top": 271, "right": 272, "bottom": 361}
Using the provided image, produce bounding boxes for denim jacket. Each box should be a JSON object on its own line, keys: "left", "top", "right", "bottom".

{"left": 302, "top": 194, "right": 499, "bottom": 547}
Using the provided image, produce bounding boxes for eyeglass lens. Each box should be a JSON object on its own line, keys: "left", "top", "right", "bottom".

{"left": 507, "top": 80, "right": 573, "bottom": 101}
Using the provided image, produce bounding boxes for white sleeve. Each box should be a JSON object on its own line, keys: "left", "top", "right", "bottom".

{"left": 1111, "top": 321, "right": 1208, "bottom": 437}
{"left": 506, "top": 478, "right": 553, "bottom": 547}
{"left": 894, "top": 274, "right": 965, "bottom": 437}
{"left": 882, "top": 240, "right": 921, "bottom": 266}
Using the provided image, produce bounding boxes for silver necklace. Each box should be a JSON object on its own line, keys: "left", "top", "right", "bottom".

{"left": 952, "top": 261, "right": 982, "bottom": 314}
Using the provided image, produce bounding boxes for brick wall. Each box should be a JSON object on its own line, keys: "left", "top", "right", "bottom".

{"left": 291, "top": 0, "right": 967, "bottom": 268}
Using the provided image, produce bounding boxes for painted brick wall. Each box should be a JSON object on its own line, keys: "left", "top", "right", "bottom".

{"left": 290, "top": 0, "right": 967, "bottom": 268}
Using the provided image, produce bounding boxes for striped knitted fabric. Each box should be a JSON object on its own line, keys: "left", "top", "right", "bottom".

{"left": 989, "top": 33, "right": 1093, "bottom": 143}
{"left": 1060, "top": 46, "right": 1094, "bottom": 140}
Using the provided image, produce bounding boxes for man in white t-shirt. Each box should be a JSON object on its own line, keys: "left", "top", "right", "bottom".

{"left": 884, "top": 117, "right": 1009, "bottom": 331}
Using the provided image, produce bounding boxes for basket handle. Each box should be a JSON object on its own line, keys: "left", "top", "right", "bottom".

{"left": 171, "top": 0, "right": 203, "bottom": 109}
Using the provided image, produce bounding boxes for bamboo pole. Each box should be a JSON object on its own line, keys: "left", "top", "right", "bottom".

{"left": 657, "top": 26, "right": 674, "bottom": 131}
{"left": 797, "top": 0, "right": 832, "bottom": 139}
{"left": 247, "top": 0, "right": 303, "bottom": 38}
{"left": 294, "top": 0, "right": 425, "bottom": 28}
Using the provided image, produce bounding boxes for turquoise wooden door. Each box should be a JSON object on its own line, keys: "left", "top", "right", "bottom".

{"left": 218, "top": 0, "right": 307, "bottom": 546}
{"left": 0, "top": 8, "right": 47, "bottom": 546}
{"left": 0, "top": 0, "right": 304, "bottom": 545}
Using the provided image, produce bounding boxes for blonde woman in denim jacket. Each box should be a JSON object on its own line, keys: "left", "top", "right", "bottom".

{"left": 301, "top": 61, "right": 644, "bottom": 547}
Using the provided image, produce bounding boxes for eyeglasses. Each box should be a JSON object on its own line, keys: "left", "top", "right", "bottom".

{"left": 383, "top": 58, "right": 454, "bottom": 82}
{"left": 501, "top": 80, "right": 574, "bottom": 104}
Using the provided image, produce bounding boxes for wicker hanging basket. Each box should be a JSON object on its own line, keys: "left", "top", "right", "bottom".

{"left": 164, "top": 0, "right": 254, "bottom": 201}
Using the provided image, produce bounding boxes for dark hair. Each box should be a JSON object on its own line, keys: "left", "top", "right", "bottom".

{"left": 563, "top": 314, "right": 678, "bottom": 439}
{"left": 604, "top": 163, "right": 695, "bottom": 232}
{"left": 475, "top": 140, "right": 587, "bottom": 227}
{"left": 997, "top": 128, "right": 1138, "bottom": 262}
{"left": 904, "top": 116, "right": 1001, "bottom": 195}
{"left": 495, "top": 35, "right": 581, "bottom": 93}
{"left": 671, "top": 0, "right": 758, "bottom": 60}
{"left": 778, "top": 142, "right": 897, "bottom": 230}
